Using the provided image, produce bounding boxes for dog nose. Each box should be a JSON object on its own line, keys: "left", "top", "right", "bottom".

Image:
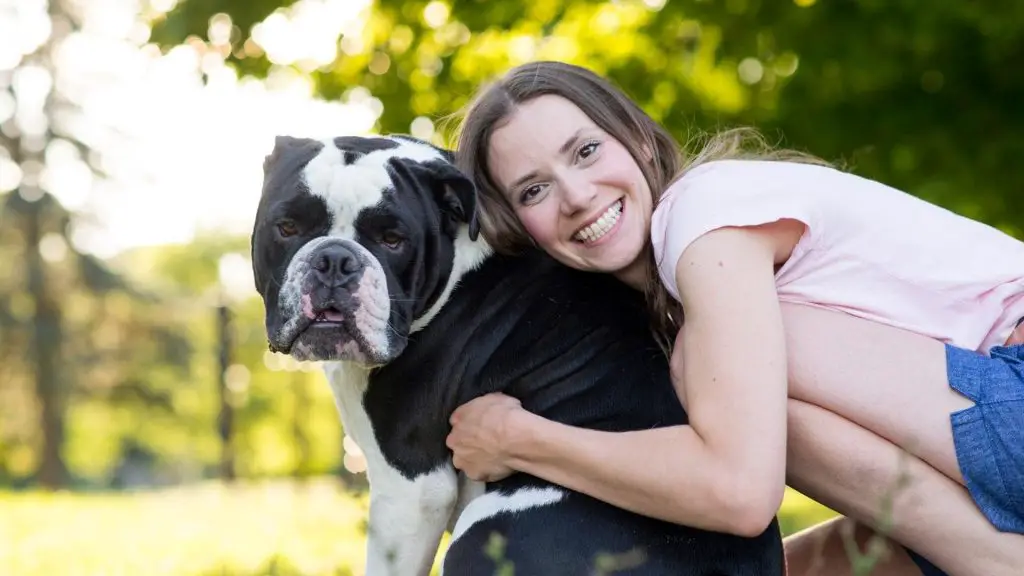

{"left": 313, "top": 244, "right": 363, "bottom": 286}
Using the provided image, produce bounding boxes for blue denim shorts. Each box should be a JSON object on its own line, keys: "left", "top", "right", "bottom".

{"left": 946, "top": 342, "right": 1024, "bottom": 534}
{"left": 902, "top": 341, "right": 1024, "bottom": 576}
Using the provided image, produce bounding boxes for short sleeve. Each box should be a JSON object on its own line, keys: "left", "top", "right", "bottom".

{"left": 650, "top": 160, "right": 821, "bottom": 301}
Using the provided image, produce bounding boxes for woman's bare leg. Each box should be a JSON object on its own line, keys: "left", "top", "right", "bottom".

{"left": 779, "top": 302, "right": 972, "bottom": 483}
{"left": 784, "top": 397, "right": 1024, "bottom": 576}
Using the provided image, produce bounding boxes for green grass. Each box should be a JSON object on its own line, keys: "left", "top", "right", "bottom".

{"left": 0, "top": 479, "right": 836, "bottom": 576}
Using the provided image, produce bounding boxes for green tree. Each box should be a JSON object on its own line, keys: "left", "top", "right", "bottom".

{"left": 150, "top": 0, "right": 1023, "bottom": 236}
{"left": 0, "top": 0, "right": 192, "bottom": 488}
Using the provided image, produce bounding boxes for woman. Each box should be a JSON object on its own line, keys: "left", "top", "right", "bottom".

{"left": 446, "top": 60, "right": 1024, "bottom": 575}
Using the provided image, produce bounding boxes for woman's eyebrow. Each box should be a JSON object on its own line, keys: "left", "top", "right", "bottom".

{"left": 505, "top": 128, "right": 586, "bottom": 194}
{"left": 558, "top": 128, "right": 584, "bottom": 155}
{"left": 508, "top": 170, "right": 539, "bottom": 192}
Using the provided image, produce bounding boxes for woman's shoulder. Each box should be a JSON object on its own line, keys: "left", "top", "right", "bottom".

{"left": 657, "top": 158, "right": 886, "bottom": 227}
{"left": 656, "top": 159, "right": 847, "bottom": 224}
{"left": 668, "top": 158, "right": 845, "bottom": 197}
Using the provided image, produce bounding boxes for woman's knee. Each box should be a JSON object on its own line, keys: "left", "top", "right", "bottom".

{"left": 784, "top": 400, "right": 1024, "bottom": 576}
{"left": 785, "top": 400, "right": 926, "bottom": 524}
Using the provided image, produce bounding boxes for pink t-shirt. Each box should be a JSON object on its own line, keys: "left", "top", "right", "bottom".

{"left": 650, "top": 159, "right": 1024, "bottom": 353}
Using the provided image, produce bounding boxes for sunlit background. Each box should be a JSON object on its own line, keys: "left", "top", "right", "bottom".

{"left": 1, "top": 0, "right": 1021, "bottom": 574}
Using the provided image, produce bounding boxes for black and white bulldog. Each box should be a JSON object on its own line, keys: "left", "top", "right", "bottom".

{"left": 251, "top": 134, "right": 785, "bottom": 575}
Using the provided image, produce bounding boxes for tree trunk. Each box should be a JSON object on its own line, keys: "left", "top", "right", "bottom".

{"left": 25, "top": 192, "right": 68, "bottom": 489}
{"left": 216, "top": 304, "right": 235, "bottom": 481}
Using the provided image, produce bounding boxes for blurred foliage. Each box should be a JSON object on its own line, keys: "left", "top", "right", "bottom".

{"left": 0, "top": 219, "right": 348, "bottom": 486}
{"left": 87, "top": 234, "right": 347, "bottom": 484}
{"left": 150, "top": 0, "right": 1024, "bottom": 238}
{"left": 0, "top": 189, "right": 196, "bottom": 486}
{"left": 0, "top": 481, "right": 836, "bottom": 576}
{"left": 0, "top": 0, "right": 346, "bottom": 488}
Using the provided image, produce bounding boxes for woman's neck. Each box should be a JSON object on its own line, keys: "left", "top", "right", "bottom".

{"left": 615, "top": 257, "right": 648, "bottom": 292}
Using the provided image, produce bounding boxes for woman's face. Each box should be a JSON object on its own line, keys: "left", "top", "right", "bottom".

{"left": 486, "top": 95, "right": 652, "bottom": 288}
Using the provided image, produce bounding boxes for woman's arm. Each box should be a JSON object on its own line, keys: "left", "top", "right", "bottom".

{"left": 504, "top": 413, "right": 769, "bottom": 535}
{"left": 449, "top": 221, "right": 800, "bottom": 536}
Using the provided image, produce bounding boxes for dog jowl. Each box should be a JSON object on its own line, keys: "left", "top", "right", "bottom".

{"left": 251, "top": 135, "right": 482, "bottom": 365}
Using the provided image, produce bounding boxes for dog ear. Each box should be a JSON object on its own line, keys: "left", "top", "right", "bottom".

{"left": 263, "top": 135, "right": 319, "bottom": 178}
{"left": 389, "top": 157, "right": 480, "bottom": 241}
{"left": 425, "top": 160, "right": 480, "bottom": 241}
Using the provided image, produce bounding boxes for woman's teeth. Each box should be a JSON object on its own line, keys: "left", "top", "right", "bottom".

{"left": 574, "top": 200, "right": 623, "bottom": 243}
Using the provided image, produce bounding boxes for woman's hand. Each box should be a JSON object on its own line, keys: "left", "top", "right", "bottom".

{"left": 447, "top": 392, "right": 526, "bottom": 482}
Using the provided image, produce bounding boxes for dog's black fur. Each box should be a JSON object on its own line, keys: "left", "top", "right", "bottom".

{"left": 372, "top": 248, "right": 785, "bottom": 575}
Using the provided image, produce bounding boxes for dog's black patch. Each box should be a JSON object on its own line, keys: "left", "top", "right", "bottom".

{"left": 334, "top": 135, "right": 399, "bottom": 165}
{"left": 253, "top": 137, "right": 329, "bottom": 300}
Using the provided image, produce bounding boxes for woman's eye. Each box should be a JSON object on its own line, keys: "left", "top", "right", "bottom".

{"left": 577, "top": 141, "right": 600, "bottom": 160}
{"left": 277, "top": 220, "right": 299, "bottom": 238}
{"left": 519, "top": 184, "right": 544, "bottom": 204}
{"left": 379, "top": 231, "right": 404, "bottom": 249}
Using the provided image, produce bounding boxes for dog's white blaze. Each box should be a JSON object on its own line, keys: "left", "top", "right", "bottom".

{"left": 303, "top": 137, "right": 447, "bottom": 240}
{"left": 323, "top": 361, "right": 458, "bottom": 576}
{"left": 446, "top": 486, "right": 566, "bottom": 548}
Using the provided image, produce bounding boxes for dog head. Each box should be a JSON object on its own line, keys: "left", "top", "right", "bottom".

{"left": 251, "top": 135, "right": 490, "bottom": 365}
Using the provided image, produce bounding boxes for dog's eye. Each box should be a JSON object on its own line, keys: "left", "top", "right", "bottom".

{"left": 379, "top": 231, "right": 404, "bottom": 250}
{"left": 276, "top": 220, "right": 299, "bottom": 238}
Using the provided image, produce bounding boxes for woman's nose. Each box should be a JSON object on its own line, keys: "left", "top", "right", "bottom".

{"left": 559, "top": 175, "right": 597, "bottom": 215}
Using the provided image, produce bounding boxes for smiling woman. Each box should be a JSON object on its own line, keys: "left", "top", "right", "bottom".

{"left": 485, "top": 95, "right": 654, "bottom": 290}
{"left": 449, "top": 60, "right": 1024, "bottom": 576}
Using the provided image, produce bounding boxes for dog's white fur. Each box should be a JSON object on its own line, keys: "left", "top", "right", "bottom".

{"left": 287, "top": 138, "right": 500, "bottom": 575}
{"left": 449, "top": 486, "right": 566, "bottom": 542}
{"left": 323, "top": 360, "right": 456, "bottom": 575}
